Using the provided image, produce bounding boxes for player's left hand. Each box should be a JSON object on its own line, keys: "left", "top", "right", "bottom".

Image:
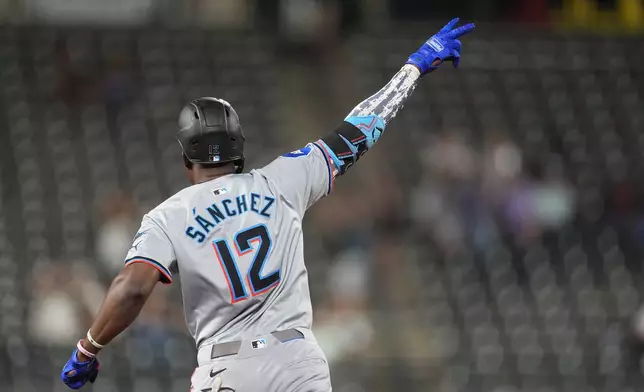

{"left": 406, "top": 17, "right": 475, "bottom": 76}
{"left": 61, "top": 349, "right": 100, "bottom": 390}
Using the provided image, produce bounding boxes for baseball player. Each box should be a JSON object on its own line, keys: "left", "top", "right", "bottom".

{"left": 61, "top": 18, "right": 474, "bottom": 391}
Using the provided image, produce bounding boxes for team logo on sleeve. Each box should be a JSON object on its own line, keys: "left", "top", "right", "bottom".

{"left": 131, "top": 230, "right": 148, "bottom": 250}
{"left": 282, "top": 145, "right": 312, "bottom": 158}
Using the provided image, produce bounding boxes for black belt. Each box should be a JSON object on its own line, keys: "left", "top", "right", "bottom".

{"left": 211, "top": 329, "right": 304, "bottom": 359}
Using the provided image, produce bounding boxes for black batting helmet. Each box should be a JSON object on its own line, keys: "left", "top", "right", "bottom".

{"left": 176, "top": 97, "right": 245, "bottom": 173}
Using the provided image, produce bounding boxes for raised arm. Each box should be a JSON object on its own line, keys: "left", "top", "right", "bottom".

{"left": 347, "top": 64, "right": 422, "bottom": 126}
{"left": 314, "top": 18, "right": 475, "bottom": 176}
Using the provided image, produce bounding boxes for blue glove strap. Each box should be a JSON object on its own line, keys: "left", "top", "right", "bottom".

{"left": 61, "top": 349, "right": 100, "bottom": 390}
{"left": 406, "top": 53, "right": 438, "bottom": 74}
{"left": 406, "top": 37, "right": 449, "bottom": 75}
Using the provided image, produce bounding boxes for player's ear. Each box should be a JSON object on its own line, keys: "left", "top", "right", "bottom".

{"left": 183, "top": 154, "right": 193, "bottom": 169}
{"left": 183, "top": 154, "right": 196, "bottom": 184}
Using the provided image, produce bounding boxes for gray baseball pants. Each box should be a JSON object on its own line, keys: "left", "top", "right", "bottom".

{"left": 191, "top": 328, "right": 332, "bottom": 392}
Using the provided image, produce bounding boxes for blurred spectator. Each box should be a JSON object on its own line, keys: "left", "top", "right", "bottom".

{"left": 315, "top": 248, "right": 373, "bottom": 364}
{"left": 279, "top": 0, "right": 326, "bottom": 42}
{"left": 103, "top": 55, "right": 135, "bottom": 114}
{"left": 422, "top": 130, "right": 476, "bottom": 181}
{"left": 127, "top": 288, "right": 186, "bottom": 365}
{"left": 503, "top": 158, "right": 575, "bottom": 243}
{"left": 412, "top": 131, "right": 477, "bottom": 255}
{"left": 54, "top": 38, "right": 99, "bottom": 105}
{"left": 275, "top": 0, "right": 346, "bottom": 49}
{"left": 28, "top": 261, "right": 105, "bottom": 347}
{"left": 188, "top": 0, "right": 251, "bottom": 27}
{"left": 137, "top": 288, "right": 186, "bottom": 334}
{"left": 366, "top": 165, "right": 406, "bottom": 235}
{"left": 311, "top": 177, "right": 376, "bottom": 253}
{"left": 533, "top": 156, "right": 575, "bottom": 229}
{"left": 96, "top": 193, "right": 139, "bottom": 274}
{"left": 481, "top": 131, "right": 523, "bottom": 207}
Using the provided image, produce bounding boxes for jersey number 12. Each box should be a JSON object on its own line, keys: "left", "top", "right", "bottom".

{"left": 212, "top": 224, "right": 280, "bottom": 304}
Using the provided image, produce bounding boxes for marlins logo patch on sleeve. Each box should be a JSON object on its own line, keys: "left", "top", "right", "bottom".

{"left": 131, "top": 230, "right": 148, "bottom": 251}
{"left": 282, "top": 145, "right": 312, "bottom": 158}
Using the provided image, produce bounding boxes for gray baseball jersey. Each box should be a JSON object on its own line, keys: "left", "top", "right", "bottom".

{"left": 124, "top": 143, "right": 333, "bottom": 348}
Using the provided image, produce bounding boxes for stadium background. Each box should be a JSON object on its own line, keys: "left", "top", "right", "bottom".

{"left": 2, "top": 0, "right": 644, "bottom": 391}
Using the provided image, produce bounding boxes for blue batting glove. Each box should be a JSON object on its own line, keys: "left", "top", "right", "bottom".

{"left": 61, "top": 349, "right": 100, "bottom": 390}
{"left": 406, "top": 17, "right": 475, "bottom": 76}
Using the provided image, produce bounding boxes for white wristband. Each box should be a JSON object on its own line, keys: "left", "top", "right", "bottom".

{"left": 76, "top": 340, "right": 97, "bottom": 359}
{"left": 86, "top": 330, "right": 105, "bottom": 349}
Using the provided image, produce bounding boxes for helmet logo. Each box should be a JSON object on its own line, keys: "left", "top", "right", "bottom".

{"left": 209, "top": 144, "right": 221, "bottom": 162}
